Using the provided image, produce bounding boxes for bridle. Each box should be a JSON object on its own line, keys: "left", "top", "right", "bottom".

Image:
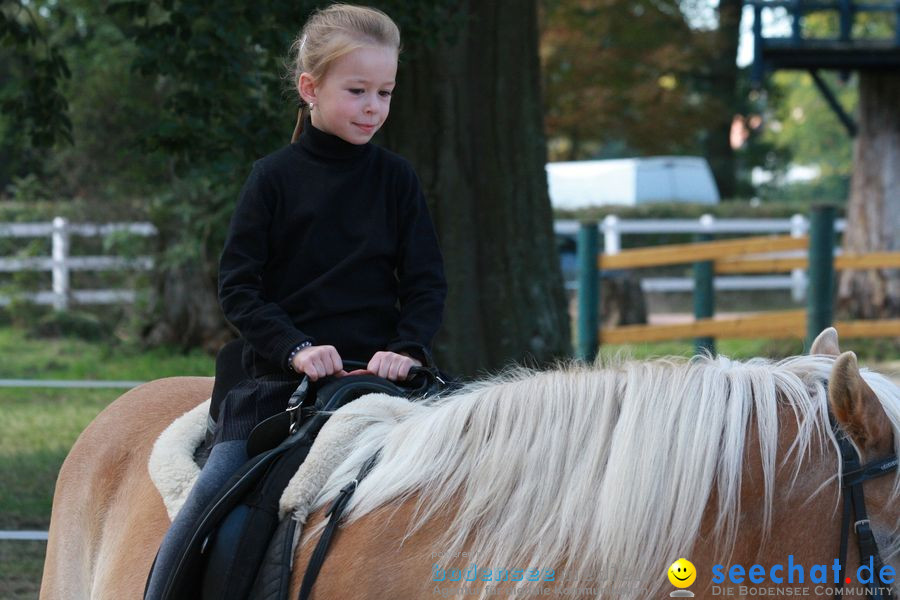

{"left": 831, "top": 412, "right": 899, "bottom": 599}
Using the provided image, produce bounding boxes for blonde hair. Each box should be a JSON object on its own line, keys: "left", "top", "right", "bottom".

{"left": 287, "top": 3, "right": 401, "bottom": 141}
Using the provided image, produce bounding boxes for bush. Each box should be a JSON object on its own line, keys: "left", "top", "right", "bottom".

{"left": 26, "top": 309, "right": 114, "bottom": 342}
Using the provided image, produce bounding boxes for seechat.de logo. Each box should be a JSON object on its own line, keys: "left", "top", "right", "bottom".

{"left": 711, "top": 555, "right": 895, "bottom": 587}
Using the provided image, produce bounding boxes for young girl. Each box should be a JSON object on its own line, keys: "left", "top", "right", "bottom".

{"left": 145, "top": 5, "right": 446, "bottom": 597}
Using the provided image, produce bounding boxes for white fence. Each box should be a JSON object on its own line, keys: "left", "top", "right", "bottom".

{"left": 554, "top": 214, "right": 848, "bottom": 300}
{"left": 0, "top": 217, "right": 156, "bottom": 310}
{"left": 0, "top": 215, "right": 849, "bottom": 310}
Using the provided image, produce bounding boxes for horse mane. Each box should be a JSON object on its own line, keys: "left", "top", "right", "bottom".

{"left": 310, "top": 354, "right": 900, "bottom": 597}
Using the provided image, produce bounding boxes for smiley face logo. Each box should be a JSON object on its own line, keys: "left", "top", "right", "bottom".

{"left": 668, "top": 558, "right": 696, "bottom": 588}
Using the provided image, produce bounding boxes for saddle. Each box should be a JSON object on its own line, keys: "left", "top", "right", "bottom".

{"left": 148, "top": 361, "right": 452, "bottom": 600}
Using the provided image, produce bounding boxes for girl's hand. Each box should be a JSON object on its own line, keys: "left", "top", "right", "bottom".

{"left": 291, "top": 345, "right": 345, "bottom": 381}
{"left": 367, "top": 351, "right": 422, "bottom": 381}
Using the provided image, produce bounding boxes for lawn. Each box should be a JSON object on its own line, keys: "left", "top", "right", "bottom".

{"left": 0, "top": 327, "right": 213, "bottom": 599}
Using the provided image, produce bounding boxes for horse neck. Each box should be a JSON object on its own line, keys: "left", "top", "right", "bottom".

{"left": 709, "top": 397, "right": 839, "bottom": 570}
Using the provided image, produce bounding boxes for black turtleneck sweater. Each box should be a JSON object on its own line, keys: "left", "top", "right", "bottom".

{"left": 218, "top": 121, "right": 447, "bottom": 377}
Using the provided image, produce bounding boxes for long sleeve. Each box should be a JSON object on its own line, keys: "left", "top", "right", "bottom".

{"left": 386, "top": 167, "right": 447, "bottom": 364}
{"left": 218, "top": 162, "right": 312, "bottom": 370}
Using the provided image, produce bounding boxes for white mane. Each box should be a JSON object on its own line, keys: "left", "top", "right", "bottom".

{"left": 310, "top": 355, "right": 900, "bottom": 598}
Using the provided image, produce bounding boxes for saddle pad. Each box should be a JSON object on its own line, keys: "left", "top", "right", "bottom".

{"left": 148, "top": 394, "right": 416, "bottom": 523}
{"left": 149, "top": 399, "right": 211, "bottom": 521}
{"left": 278, "top": 393, "right": 416, "bottom": 521}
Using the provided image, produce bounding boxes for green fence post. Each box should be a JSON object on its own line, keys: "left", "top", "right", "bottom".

{"left": 577, "top": 222, "right": 599, "bottom": 361}
{"left": 806, "top": 205, "right": 836, "bottom": 351}
{"left": 693, "top": 228, "right": 715, "bottom": 356}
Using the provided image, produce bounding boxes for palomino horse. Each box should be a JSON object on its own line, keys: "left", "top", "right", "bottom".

{"left": 42, "top": 328, "right": 900, "bottom": 599}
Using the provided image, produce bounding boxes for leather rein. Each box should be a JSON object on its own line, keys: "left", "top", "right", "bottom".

{"left": 296, "top": 360, "right": 448, "bottom": 600}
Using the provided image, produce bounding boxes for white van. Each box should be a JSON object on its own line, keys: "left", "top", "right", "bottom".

{"left": 546, "top": 156, "right": 720, "bottom": 209}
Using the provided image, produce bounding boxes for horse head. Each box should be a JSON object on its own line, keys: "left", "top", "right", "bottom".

{"left": 812, "top": 327, "right": 900, "bottom": 587}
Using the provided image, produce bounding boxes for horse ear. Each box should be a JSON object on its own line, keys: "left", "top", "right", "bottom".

{"left": 829, "top": 351, "right": 893, "bottom": 457}
{"left": 810, "top": 327, "right": 840, "bottom": 356}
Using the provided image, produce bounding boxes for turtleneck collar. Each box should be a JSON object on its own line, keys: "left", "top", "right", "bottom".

{"left": 296, "top": 116, "right": 369, "bottom": 161}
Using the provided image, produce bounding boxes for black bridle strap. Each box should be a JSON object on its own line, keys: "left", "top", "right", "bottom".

{"left": 844, "top": 456, "right": 900, "bottom": 487}
{"left": 298, "top": 450, "right": 380, "bottom": 600}
{"left": 832, "top": 416, "right": 896, "bottom": 600}
{"left": 837, "top": 482, "right": 852, "bottom": 600}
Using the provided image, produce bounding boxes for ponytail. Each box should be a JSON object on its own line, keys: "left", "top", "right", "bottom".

{"left": 291, "top": 104, "right": 310, "bottom": 143}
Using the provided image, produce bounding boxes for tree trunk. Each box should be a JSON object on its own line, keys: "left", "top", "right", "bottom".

{"left": 704, "top": 0, "right": 741, "bottom": 199}
{"left": 837, "top": 72, "right": 900, "bottom": 319}
{"left": 142, "top": 203, "right": 232, "bottom": 354}
{"left": 143, "top": 262, "right": 230, "bottom": 354}
{"left": 383, "top": 0, "right": 571, "bottom": 374}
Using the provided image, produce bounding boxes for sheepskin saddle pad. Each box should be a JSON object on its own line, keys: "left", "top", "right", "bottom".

{"left": 148, "top": 394, "right": 416, "bottom": 523}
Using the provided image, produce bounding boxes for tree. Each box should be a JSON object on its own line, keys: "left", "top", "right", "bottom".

{"left": 539, "top": 0, "right": 723, "bottom": 168}
{"left": 699, "top": 0, "right": 741, "bottom": 198}
{"left": 752, "top": 69, "right": 854, "bottom": 204}
{"left": 383, "top": 0, "right": 571, "bottom": 373}
{"left": 3, "top": 0, "right": 570, "bottom": 373}
{"left": 0, "top": 1, "right": 73, "bottom": 188}
{"left": 838, "top": 72, "right": 899, "bottom": 319}
{"left": 120, "top": 0, "right": 569, "bottom": 371}
{"left": 751, "top": 12, "right": 898, "bottom": 317}
{"left": 96, "top": 1, "right": 315, "bottom": 352}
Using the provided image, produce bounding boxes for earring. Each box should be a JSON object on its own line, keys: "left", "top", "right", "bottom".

{"left": 309, "top": 103, "right": 315, "bottom": 111}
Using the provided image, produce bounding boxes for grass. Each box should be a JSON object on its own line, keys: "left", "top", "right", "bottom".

{"left": 597, "top": 336, "right": 899, "bottom": 363}
{"left": 0, "top": 326, "right": 214, "bottom": 381}
{"left": 0, "top": 542, "right": 46, "bottom": 600}
{"left": 0, "top": 327, "right": 214, "bottom": 528}
{"left": 0, "top": 326, "right": 213, "bottom": 598}
{"left": 598, "top": 338, "right": 802, "bottom": 361}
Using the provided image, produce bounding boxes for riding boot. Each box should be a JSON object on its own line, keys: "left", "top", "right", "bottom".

{"left": 144, "top": 440, "right": 248, "bottom": 600}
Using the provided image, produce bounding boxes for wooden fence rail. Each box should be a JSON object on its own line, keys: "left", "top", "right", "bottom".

{"left": 599, "top": 235, "right": 808, "bottom": 270}
{"left": 600, "top": 311, "right": 900, "bottom": 344}
{"left": 576, "top": 206, "right": 900, "bottom": 359}
{"left": 716, "top": 252, "right": 900, "bottom": 274}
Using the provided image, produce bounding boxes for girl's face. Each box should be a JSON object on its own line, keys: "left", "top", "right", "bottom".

{"left": 299, "top": 45, "right": 398, "bottom": 145}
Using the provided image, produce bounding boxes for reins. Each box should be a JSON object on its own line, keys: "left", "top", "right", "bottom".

{"left": 295, "top": 360, "right": 451, "bottom": 600}
{"left": 298, "top": 450, "right": 380, "bottom": 600}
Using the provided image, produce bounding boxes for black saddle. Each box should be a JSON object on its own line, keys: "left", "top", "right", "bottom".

{"left": 149, "top": 360, "right": 454, "bottom": 600}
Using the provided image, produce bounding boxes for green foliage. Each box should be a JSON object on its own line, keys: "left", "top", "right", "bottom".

{"left": 541, "top": 0, "right": 715, "bottom": 159}
{"left": 754, "top": 172, "right": 851, "bottom": 206}
{"left": 29, "top": 309, "right": 114, "bottom": 341}
{"left": 48, "top": 15, "right": 172, "bottom": 201}
{"left": 737, "top": 11, "right": 859, "bottom": 206}
{"left": 97, "top": 0, "right": 462, "bottom": 275}
{"left": 749, "top": 70, "right": 856, "bottom": 205}
{"left": 765, "top": 70, "right": 855, "bottom": 176}
{"left": 3, "top": 173, "right": 52, "bottom": 202}
{"left": 0, "top": 1, "right": 73, "bottom": 149}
